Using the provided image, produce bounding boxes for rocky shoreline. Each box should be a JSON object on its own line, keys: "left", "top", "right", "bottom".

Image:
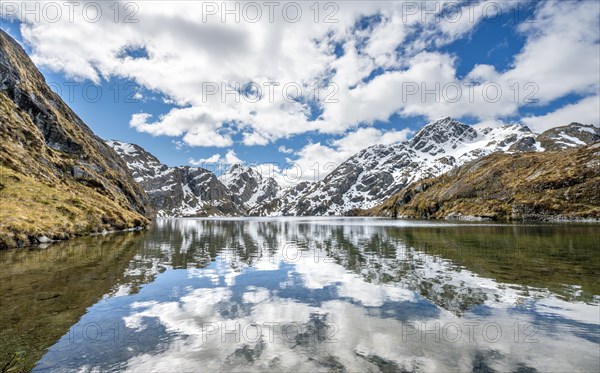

{"left": 3, "top": 225, "right": 149, "bottom": 250}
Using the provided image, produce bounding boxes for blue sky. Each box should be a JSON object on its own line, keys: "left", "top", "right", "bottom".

{"left": 1, "top": 1, "right": 598, "bottom": 179}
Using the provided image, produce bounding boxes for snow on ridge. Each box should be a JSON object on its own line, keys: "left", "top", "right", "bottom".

{"left": 107, "top": 120, "right": 597, "bottom": 218}
{"left": 579, "top": 126, "right": 598, "bottom": 134}
{"left": 106, "top": 140, "right": 139, "bottom": 156}
{"left": 259, "top": 119, "right": 543, "bottom": 216}
{"left": 220, "top": 164, "right": 281, "bottom": 210}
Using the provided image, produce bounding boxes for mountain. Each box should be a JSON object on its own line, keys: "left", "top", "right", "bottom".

{"left": 252, "top": 119, "right": 599, "bottom": 217}
{"left": 108, "top": 119, "right": 598, "bottom": 219}
{"left": 253, "top": 118, "right": 537, "bottom": 216}
{"left": 535, "top": 123, "right": 600, "bottom": 151}
{"left": 367, "top": 143, "right": 600, "bottom": 221}
{"left": 107, "top": 141, "right": 284, "bottom": 217}
{"left": 107, "top": 141, "right": 243, "bottom": 217}
{"left": 219, "top": 164, "right": 281, "bottom": 208}
{"left": 0, "top": 30, "right": 151, "bottom": 248}
{"left": 507, "top": 122, "right": 600, "bottom": 152}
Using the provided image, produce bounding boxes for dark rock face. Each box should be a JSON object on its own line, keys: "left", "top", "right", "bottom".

{"left": 509, "top": 137, "right": 537, "bottom": 152}
{"left": 0, "top": 29, "right": 151, "bottom": 218}
{"left": 107, "top": 141, "right": 244, "bottom": 216}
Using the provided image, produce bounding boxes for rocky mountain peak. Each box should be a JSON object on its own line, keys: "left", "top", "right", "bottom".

{"left": 106, "top": 140, "right": 165, "bottom": 179}
{"left": 410, "top": 117, "right": 477, "bottom": 155}
{"left": 220, "top": 164, "right": 281, "bottom": 208}
{"left": 106, "top": 140, "right": 161, "bottom": 165}
{"left": 106, "top": 140, "right": 244, "bottom": 217}
{"left": 537, "top": 123, "right": 600, "bottom": 151}
{"left": 222, "top": 163, "right": 257, "bottom": 181}
{"left": 107, "top": 142, "right": 282, "bottom": 216}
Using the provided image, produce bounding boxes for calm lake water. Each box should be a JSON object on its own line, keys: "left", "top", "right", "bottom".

{"left": 1, "top": 218, "right": 599, "bottom": 372}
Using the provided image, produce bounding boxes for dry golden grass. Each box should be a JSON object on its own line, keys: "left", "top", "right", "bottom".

{"left": 0, "top": 166, "right": 147, "bottom": 248}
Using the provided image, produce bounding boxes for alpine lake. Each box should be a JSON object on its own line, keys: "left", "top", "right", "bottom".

{"left": 1, "top": 218, "right": 599, "bottom": 372}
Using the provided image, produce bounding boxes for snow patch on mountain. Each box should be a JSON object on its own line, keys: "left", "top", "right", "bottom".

{"left": 536, "top": 123, "right": 599, "bottom": 151}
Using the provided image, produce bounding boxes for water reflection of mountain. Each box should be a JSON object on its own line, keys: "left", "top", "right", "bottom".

{"left": 140, "top": 219, "right": 600, "bottom": 307}
{"left": 388, "top": 225, "right": 600, "bottom": 303}
{"left": 0, "top": 232, "right": 147, "bottom": 372}
{"left": 87, "top": 219, "right": 599, "bottom": 372}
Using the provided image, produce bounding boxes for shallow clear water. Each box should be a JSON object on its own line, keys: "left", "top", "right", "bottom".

{"left": 1, "top": 218, "right": 599, "bottom": 372}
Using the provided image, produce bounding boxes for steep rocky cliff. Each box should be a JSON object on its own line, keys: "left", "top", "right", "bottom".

{"left": 220, "top": 164, "right": 281, "bottom": 209}
{"left": 0, "top": 30, "right": 152, "bottom": 248}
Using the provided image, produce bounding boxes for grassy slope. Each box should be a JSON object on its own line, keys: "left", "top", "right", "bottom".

{"left": 366, "top": 144, "right": 600, "bottom": 221}
{"left": 0, "top": 95, "right": 147, "bottom": 247}
{"left": 0, "top": 31, "right": 151, "bottom": 248}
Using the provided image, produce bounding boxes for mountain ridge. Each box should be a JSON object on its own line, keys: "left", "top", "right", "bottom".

{"left": 106, "top": 140, "right": 244, "bottom": 217}
{"left": 108, "top": 119, "right": 599, "bottom": 218}
{"left": 250, "top": 119, "right": 598, "bottom": 216}
{"left": 219, "top": 164, "right": 281, "bottom": 209}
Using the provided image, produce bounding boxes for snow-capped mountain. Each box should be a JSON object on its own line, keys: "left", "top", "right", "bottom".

{"left": 533, "top": 123, "right": 600, "bottom": 151}
{"left": 107, "top": 141, "right": 243, "bottom": 217}
{"left": 107, "top": 141, "right": 283, "bottom": 217}
{"left": 507, "top": 122, "right": 600, "bottom": 152}
{"left": 109, "top": 119, "right": 598, "bottom": 218}
{"left": 219, "top": 164, "right": 281, "bottom": 208}
{"left": 253, "top": 118, "right": 528, "bottom": 215}
{"left": 252, "top": 118, "right": 599, "bottom": 216}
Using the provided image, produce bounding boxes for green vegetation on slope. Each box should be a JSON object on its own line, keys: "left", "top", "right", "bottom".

{"left": 367, "top": 144, "right": 600, "bottom": 221}
{"left": 0, "top": 164, "right": 146, "bottom": 247}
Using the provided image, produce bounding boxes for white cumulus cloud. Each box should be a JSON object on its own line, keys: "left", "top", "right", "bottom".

{"left": 5, "top": 0, "right": 598, "bottom": 177}
{"left": 189, "top": 149, "right": 242, "bottom": 166}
